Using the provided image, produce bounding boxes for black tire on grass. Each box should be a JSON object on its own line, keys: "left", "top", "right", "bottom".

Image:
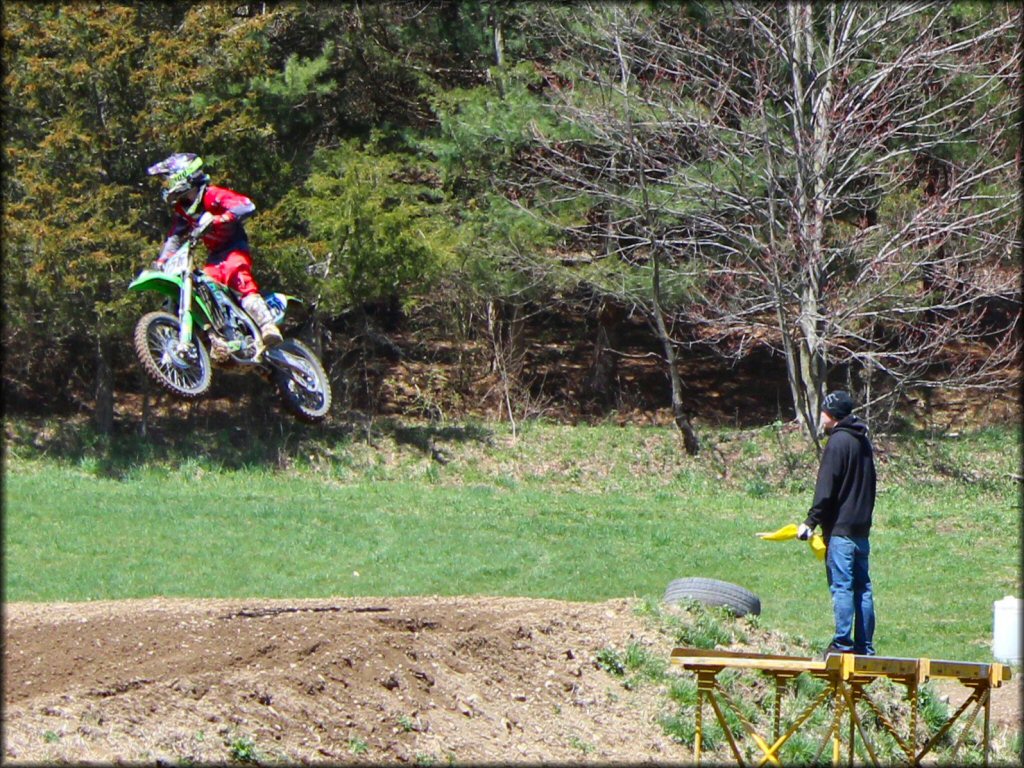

{"left": 663, "top": 577, "right": 762, "bottom": 617}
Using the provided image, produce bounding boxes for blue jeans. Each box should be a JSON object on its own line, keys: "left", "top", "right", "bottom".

{"left": 825, "top": 535, "right": 875, "bottom": 655}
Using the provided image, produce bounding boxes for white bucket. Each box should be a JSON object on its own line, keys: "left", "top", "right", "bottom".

{"left": 992, "top": 595, "right": 1022, "bottom": 664}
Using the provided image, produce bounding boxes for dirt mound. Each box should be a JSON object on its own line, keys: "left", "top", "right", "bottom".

{"left": 3, "top": 596, "right": 692, "bottom": 764}
{"left": 4, "top": 596, "right": 1019, "bottom": 765}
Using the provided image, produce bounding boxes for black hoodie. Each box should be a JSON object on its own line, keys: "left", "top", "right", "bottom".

{"left": 804, "top": 415, "right": 876, "bottom": 542}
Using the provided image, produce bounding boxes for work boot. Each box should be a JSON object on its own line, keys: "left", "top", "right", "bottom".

{"left": 241, "top": 294, "right": 283, "bottom": 347}
{"left": 822, "top": 644, "right": 851, "bottom": 659}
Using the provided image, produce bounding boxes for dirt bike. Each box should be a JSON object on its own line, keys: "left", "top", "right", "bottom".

{"left": 128, "top": 237, "right": 332, "bottom": 422}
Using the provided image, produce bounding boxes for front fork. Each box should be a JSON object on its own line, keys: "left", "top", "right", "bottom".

{"left": 177, "top": 271, "right": 195, "bottom": 355}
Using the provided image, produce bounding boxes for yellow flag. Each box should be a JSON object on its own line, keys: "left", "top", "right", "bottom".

{"left": 756, "top": 523, "right": 799, "bottom": 541}
{"left": 809, "top": 534, "right": 826, "bottom": 560}
{"left": 756, "top": 524, "right": 826, "bottom": 561}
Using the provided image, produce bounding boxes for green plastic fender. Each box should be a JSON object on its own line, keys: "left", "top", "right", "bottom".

{"left": 128, "top": 269, "right": 216, "bottom": 327}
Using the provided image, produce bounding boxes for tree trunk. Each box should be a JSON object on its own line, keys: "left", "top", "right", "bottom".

{"left": 94, "top": 334, "right": 114, "bottom": 436}
{"left": 786, "top": 0, "right": 832, "bottom": 442}
{"left": 486, "top": 299, "right": 524, "bottom": 435}
{"left": 585, "top": 301, "right": 620, "bottom": 410}
{"left": 797, "top": 279, "right": 827, "bottom": 430}
{"left": 491, "top": 9, "right": 504, "bottom": 67}
{"left": 652, "top": 253, "right": 699, "bottom": 456}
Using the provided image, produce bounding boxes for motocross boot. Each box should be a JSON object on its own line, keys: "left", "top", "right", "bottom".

{"left": 241, "top": 294, "right": 284, "bottom": 347}
{"left": 209, "top": 334, "right": 232, "bottom": 363}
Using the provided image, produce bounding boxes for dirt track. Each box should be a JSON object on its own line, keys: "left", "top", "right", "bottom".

{"left": 3, "top": 596, "right": 1020, "bottom": 765}
{"left": 3, "top": 596, "right": 695, "bottom": 764}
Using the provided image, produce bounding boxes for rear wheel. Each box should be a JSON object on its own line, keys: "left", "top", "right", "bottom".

{"left": 133, "top": 311, "right": 212, "bottom": 398}
{"left": 271, "top": 338, "right": 332, "bottom": 422}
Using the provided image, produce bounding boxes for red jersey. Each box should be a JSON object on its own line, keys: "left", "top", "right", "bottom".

{"left": 159, "top": 184, "right": 256, "bottom": 263}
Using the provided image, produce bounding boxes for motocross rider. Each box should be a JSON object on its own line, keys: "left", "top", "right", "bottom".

{"left": 146, "top": 152, "right": 283, "bottom": 352}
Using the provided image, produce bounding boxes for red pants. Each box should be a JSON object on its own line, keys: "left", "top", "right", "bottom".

{"left": 203, "top": 250, "right": 260, "bottom": 296}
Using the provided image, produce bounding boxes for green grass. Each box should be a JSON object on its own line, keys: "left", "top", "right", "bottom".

{"left": 3, "top": 417, "right": 1019, "bottom": 663}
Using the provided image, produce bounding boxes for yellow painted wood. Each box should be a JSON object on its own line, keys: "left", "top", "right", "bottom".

{"left": 669, "top": 647, "right": 1011, "bottom": 766}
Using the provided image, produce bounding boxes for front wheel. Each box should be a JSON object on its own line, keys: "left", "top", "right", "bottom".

{"left": 133, "top": 311, "right": 212, "bottom": 399}
{"left": 270, "top": 338, "right": 332, "bottom": 422}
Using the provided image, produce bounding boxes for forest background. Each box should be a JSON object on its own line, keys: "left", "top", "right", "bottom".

{"left": 3, "top": 1, "right": 1021, "bottom": 448}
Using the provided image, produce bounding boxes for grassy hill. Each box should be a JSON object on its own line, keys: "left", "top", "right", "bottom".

{"left": 4, "top": 413, "right": 1018, "bottom": 666}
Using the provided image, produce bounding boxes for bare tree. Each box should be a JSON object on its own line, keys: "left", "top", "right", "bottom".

{"left": 685, "top": 2, "right": 1020, "bottom": 437}
{"left": 513, "top": 4, "right": 703, "bottom": 453}
{"left": 516, "top": 1, "right": 1020, "bottom": 443}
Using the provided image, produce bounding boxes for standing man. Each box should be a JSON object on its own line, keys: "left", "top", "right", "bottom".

{"left": 798, "top": 391, "right": 877, "bottom": 657}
